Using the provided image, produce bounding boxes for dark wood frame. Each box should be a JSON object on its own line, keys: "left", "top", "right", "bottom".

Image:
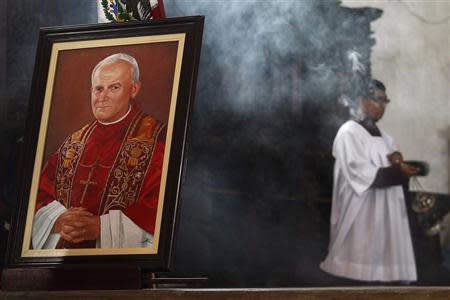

{"left": 4, "top": 17, "right": 204, "bottom": 277}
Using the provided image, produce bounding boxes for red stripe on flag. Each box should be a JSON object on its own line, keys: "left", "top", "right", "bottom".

{"left": 153, "top": 0, "right": 166, "bottom": 18}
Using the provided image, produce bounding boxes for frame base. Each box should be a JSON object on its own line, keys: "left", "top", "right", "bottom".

{"left": 144, "top": 272, "right": 208, "bottom": 288}
{"left": 1, "top": 266, "right": 142, "bottom": 291}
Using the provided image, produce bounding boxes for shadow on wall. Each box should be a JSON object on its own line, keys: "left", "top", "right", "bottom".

{"left": 166, "top": 1, "right": 387, "bottom": 287}
{"left": 437, "top": 126, "right": 450, "bottom": 192}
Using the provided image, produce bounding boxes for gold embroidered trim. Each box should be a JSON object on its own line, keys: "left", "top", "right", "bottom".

{"left": 54, "top": 112, "right": 164, "bottom": 213}
{"left": 99, "top": 112, "right": 164, "bottom": 214}
{"left": 55, "top": 122, "right": 97, "bottom": 208}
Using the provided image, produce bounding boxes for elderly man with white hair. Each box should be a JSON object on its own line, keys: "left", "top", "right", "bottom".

{"left": 32, "top": 53, "right": 166, "bottom": 249}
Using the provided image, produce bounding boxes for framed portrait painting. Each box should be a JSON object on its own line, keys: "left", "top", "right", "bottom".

{"left": 4, "top": 16, "right": 204, "bottom": 274}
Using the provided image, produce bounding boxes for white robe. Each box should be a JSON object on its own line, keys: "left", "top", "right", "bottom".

{"left": 320, "top": 120, "right": 417, "bottom": 282}
{"left": 32, "top": 200, "right": 154, "bottom": 249}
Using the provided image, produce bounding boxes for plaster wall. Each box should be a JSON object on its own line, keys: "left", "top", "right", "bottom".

{"left": 342, "top": 0, "right": 450, "bottom": 194}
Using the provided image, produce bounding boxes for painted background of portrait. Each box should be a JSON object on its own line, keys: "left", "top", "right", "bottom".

{"left": 44, "top": 41, "right": 178, "bottom": 162}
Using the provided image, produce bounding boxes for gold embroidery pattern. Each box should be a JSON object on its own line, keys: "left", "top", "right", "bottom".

{"left": 55, "top": 123, "right": 96, "bottom": 208}
{"left": 99, "top": 113, "right": 164, "bottom": 214}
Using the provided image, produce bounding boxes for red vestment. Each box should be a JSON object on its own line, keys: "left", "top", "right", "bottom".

{"left": 36, "top": 105, "right": 165, "bottom": 248}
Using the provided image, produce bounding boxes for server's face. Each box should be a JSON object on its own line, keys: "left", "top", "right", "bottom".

{"left": 91, "top": 60, "right": 141, "bottom": 123}
{"left": 362, "top": 89, "right": 389, "bottom": 122}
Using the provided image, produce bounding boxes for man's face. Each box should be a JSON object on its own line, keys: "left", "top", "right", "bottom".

{"left": 361, "top": 89, "right": 389, "bottom": 122}
{"left": 91, "top": 60, "right": 141, "bottom": 123}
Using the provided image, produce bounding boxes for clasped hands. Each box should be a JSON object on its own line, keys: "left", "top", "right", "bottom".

{"left": 52, "top": 207, "right": 100, "bottom": 244}
{"left": 387, "top": 152, "right": 420, "bottom": 178}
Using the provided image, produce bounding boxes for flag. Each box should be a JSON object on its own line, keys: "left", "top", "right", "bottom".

{"left": 97, "top": 0, "right": 166, "bottom": 23}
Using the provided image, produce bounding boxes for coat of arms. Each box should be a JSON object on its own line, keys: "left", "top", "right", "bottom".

{"left": 100, "top": 0, "right": 165, "bottom": 22}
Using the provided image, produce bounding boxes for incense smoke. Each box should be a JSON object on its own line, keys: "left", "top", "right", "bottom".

{"left": 164, "top": 0, "right": 378, "bottom": 287}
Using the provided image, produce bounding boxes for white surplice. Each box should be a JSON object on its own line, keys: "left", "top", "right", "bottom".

{"left": 320, "top": 120, "right": 416, "bottom": 282}
{"left": 32, "top": 201, "right": 154, "bottom": 249}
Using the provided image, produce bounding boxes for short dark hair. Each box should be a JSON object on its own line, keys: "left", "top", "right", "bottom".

{"left": 367, "top": 79, "right": 385, "bottom": 97}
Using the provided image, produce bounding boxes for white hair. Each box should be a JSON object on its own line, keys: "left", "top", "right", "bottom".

{"left": 91, "top": 53, "right": 140, "bottom": 83}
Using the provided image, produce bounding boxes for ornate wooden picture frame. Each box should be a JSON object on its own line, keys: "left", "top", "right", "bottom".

{"left": 4, "top": 17, "right": 203, "bottom": 275}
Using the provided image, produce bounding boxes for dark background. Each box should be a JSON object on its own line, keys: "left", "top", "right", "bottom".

{"left": 1, "top": 0, "right": 449, "bottom": 288}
